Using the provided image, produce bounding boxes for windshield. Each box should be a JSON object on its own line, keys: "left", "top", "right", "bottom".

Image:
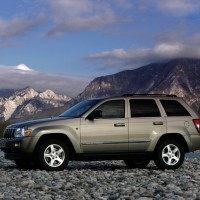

{"left": 59, "top": 99, "right": 102, "bottom": 118}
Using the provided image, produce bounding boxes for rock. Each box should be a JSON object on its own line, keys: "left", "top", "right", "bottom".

{"left": 0, "top": 158, "right": 199, "bottom": 199}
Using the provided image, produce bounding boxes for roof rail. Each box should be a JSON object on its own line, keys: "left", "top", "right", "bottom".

{"left": 122, "top": 94, "right": 177, "bottom": 97}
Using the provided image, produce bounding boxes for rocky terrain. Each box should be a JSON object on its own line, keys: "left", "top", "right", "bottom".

{"left": 0, "top": 153, "right": 200, "bottom": 200}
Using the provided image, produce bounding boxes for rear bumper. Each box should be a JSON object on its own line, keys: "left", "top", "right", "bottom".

{"left": 190, "top": 135, "right": 200, "bottom": 151}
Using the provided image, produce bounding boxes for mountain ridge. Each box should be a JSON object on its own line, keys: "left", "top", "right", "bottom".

{"left": 0, "top": 87, "right": 71, "bottom": 121}
{"left": 1, "top": 58, "right": 200, "bottom": 122}
{"left": 75, "top": 58, "right": 200, "bottom": 114}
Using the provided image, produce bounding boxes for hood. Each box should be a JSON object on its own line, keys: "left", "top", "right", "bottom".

{"left": 8, "top": 117, "right": 72, "bottom": 128}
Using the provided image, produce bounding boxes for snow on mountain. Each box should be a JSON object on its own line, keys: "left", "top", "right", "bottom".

{"left": 0, "top": 87, "right": 71, "bottom": 121}
{"left": 1, "top": 58, "right": 200, "bottom": 122}
{"left": 16, "top": 64, "right": 33, "bottom": 71}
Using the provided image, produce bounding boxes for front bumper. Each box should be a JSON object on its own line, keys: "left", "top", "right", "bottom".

{"left": 0, "top": 137, "right": 34, "bottom": 160}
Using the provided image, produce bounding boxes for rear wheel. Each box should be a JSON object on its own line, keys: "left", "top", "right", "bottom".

{"left": 154, "top": 140, "right": 184, "bottom": 169}
{"left": 38, "top": 139, "right": 69, "bottom": 171}
{"left": 124, "top": 157, "right": 150, "bottom": 168}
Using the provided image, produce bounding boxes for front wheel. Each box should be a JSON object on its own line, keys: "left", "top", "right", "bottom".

{"left": 154, "top": 140, "right": 185, "bottom": 169}
{"left": 38, "top": 139, "right": 69, "bottom": 171}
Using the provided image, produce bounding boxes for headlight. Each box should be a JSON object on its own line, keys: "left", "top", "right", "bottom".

{"left": 15, "top": 127, "right": 32, "bottom": 137}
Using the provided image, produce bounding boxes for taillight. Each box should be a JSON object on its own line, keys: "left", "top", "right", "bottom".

{"left": 193, "top": 119, "right": 200, "bottom": 133}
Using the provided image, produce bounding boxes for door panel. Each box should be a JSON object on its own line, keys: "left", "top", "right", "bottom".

{"left": 129, "top": 117, "right": 166, "bottom": 151}
{"left": 81, "top": 118, "right": 128, "bottom": 153}
{"left": 80, "top": 99, "right": 128, "bottom": 153}
{"left": 128, "top": 99, "right": 166, "bottom": 152}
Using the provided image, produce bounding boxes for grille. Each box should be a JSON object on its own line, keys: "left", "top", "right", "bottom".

{"left": 3, "top": 128, "right": 17, "bottom": 139}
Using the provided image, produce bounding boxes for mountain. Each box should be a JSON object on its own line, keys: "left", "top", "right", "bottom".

{"left": 1, "top": 58, "right": 200, "bottom": 122}
{"left": 76, "top": 58, "right": 200, "bottom": 114}
{"left": 0, "top": 87, "right": 71, "bottom": 122}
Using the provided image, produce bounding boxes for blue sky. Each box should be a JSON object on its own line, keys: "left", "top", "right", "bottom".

{"left": 0, "top": 0, "right": 200, "bottom": 96}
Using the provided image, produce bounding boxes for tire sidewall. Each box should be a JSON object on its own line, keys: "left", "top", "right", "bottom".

{"left": 38, "top": 139, "right": 69, "bottom": 171}
{"left": 155, "top": 140, "right": 184, "bottom": 169}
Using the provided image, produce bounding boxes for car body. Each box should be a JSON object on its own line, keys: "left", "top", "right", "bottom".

{"left": 0, "top": 94, "right": 200, "bottom": 170}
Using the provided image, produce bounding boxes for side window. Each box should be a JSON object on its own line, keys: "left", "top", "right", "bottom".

{"left": 130, "top": 99, "right": 161, "bottom": 117}
{"left": 95, "top": 100, "right": 125, "bottom": 119}
{"left": 160, "top": 100, "right": 191, "bottom": 116}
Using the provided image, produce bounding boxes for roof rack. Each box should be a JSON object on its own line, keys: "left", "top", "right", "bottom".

{"left": 122, "top": 94, "right": 177, "bottom": 97}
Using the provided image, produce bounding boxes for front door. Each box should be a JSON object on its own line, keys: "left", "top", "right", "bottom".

{"left": 81, "top": 99, "right": 128, "bottom": 153}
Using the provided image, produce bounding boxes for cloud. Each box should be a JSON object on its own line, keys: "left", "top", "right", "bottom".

{"left": 140, "top": 0, "right": 200, "bottom": 16}
{"left": 0, "top": 14, "right": 45, "bottom": 37}
{"left": 0, "top": 0, "right": 199, "bottom": 40}
{"left": 157, "top": 0, "right": 200, "bottom": 16}
{"left": 86, "top": 34, "right": 200, "bottom": 70}
{"left": 0, "top": 65, "right": 91, "bottom": 97}
{"left": 42, "top": 0, "right": 131, "bottom": 37}
{"left": 0, "top": 0, "right": 134, "bottom": 39}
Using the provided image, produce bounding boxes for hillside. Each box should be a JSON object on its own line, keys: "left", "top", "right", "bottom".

{"left": 2, "top": 58, "right": 200, "bottom": 122}
{"left": 0, "top": 87, "right": 71, "bottom": 122}
{"left": 76, "top": 58, "right": 200, "bottom": 114}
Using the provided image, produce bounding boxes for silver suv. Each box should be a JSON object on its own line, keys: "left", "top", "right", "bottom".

{"left": 0, "top": 94, "right": 200, "bottom": 171}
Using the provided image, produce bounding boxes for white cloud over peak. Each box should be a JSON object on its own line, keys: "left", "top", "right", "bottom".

{"left": 0, "top": 65, "right": 91, "bottom": 97}
{"left": 86, "top": 34, "right": 200, "bottom": 70}
{"left": 16, "top": 64, "right": 34, "bottom": 71}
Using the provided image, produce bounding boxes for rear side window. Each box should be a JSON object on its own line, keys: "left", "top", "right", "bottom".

{"left": 130, "top": 99, "right": 161, "bottom": 117}
{"left": 160, "top": 100, "right": 191, "bottom": 116}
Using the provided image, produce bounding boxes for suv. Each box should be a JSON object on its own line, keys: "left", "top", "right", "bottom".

{"left": 0, "top": 94, "right": 200, "bottom": 171}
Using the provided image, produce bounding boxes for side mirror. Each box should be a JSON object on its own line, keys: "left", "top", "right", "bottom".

{"left": 87, "top": 110, "right": 102, "bottom": 120}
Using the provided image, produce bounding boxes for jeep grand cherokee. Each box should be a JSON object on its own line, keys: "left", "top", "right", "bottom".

{"left": 0, "top": 94, "right": 200, "bottom": 171}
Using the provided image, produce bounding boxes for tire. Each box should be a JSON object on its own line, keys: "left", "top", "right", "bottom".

{"left": 124, "top": 157, "right": 150, "bottom": 168}
{"left": 38, "top": 139, "right": 69, "bottom": 171}
{"left": 154, "top": 140, "right": 185, "bottom": 169}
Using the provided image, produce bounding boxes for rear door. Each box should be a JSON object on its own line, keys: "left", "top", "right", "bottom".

{"left": 128, "top": 98, "right": 167, "bottom": 152}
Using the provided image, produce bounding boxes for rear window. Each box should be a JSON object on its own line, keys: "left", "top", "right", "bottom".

{"left": 130, "top": 99, "right": 161, "bottom": 117}
{"left": 160, "top": 100, "right": 191, "bottom": 116}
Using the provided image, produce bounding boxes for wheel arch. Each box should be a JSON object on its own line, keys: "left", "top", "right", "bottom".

{"left": 155, "top": 133, "right": 189, "bottom": 153}
{"left": 33, "top": 133, "right": 76, "bottom": 160}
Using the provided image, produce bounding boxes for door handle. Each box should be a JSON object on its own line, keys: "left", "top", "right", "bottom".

{"left": 114, "top": 123, "right": 125, "bottom": 127}
{"left": 153, "top": 122, "right": 163, "bottom": 125}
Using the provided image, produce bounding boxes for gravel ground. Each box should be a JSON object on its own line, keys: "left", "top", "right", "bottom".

{"left": 0, "top": 154, "right": 200, "bottom": 200}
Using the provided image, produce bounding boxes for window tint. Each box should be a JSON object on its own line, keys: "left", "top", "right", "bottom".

{"left": 94, "top": 100, "right": 125, "bottom": 119}
{"left": 160, "top": 100, "right": 191, "bottom": 116}
{"left": 60, "top": 99, "right": 101, "bottom": 117}
{"left": 130, "top": 99, "right": 161, "bottom": 117}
